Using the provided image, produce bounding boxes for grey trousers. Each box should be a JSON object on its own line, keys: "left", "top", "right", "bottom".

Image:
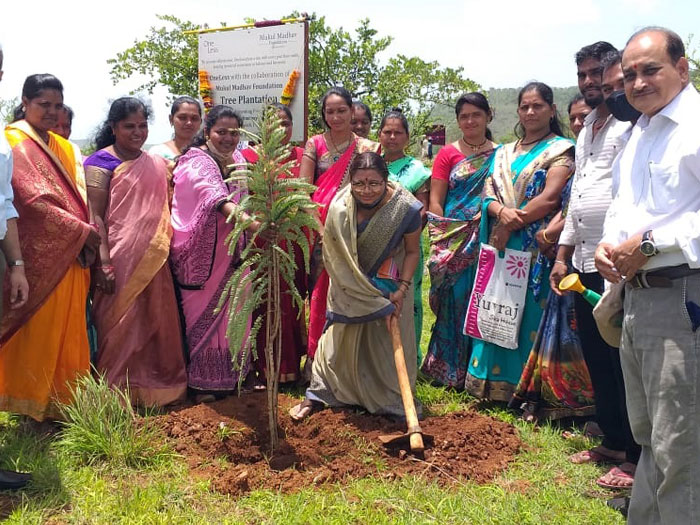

{"left": 621, "top": 273, "right": 700, "bottom": 524}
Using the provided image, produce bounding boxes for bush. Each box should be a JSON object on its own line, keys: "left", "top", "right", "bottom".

{"left": 56, "top": 374, "right": 171, "bottom": 468}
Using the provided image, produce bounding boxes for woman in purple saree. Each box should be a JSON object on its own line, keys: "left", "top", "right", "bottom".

{"left": 171, "top": 106, "right": 258, "bottom": 399}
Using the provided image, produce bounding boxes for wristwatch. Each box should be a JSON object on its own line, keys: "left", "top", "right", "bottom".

{"left": 640, "top": 230, "right": 658, "bottom": 257}
{"left": 7, "top": 259, "right": 24, "bottom": 267}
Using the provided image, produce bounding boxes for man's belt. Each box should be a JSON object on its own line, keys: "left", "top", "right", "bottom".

{"left": 628, "top": 264, "right": 700, "bottom": 289}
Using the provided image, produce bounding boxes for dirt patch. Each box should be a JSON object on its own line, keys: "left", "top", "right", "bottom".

{"left": 157, "top": 393, "right": 521, "bottom": 497}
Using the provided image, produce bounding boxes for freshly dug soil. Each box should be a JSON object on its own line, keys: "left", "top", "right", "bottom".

{"left": 157, "top": 393, "right": 521, "bottom": 497}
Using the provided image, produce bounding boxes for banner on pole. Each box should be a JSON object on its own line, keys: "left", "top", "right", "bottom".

{"left": 198, "top": 21, "right": 307, "bottom": 142}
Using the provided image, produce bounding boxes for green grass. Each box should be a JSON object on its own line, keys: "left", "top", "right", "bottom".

{"left": 0, "top": 277, "right": 625, "bottom": 523}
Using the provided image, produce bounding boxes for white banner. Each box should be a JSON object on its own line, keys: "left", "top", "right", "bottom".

{"left": 198, "top": 22, "right": 307, "bottom": 142}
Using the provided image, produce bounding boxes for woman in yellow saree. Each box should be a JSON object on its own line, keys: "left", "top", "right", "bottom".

{"left": 0, "top": 74, "right": 99, "bottom": 421}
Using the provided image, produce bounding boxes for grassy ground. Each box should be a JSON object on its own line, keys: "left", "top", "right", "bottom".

{"left": 0, "top": 269, "right": 626, "bottom": 524}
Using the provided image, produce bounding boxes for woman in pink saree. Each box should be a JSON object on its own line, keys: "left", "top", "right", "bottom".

{"left": 171, "top": 105, "right": 259, "bottom": 400}
{"left": 85, "top": 97, "right": 187, "bottom": 406}
{"left": 299, "top": 87, "right": 379, "bottom": 370}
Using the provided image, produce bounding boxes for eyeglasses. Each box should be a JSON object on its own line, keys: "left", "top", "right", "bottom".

{"left": 351, "top": 180, "right": 385, "bottom": 191}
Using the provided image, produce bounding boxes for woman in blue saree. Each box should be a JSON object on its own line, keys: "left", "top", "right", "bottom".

{"left": 421, "top": 93, "right": 499, "bottom": 387}
{"left": 465, "top": 82, "right": 575, "bottom": 401}
{"left": 289, "top": 152, "right": 422, "bottom": 420}
{"left": 379, "top": 109, "right": 431, "bottom": 361}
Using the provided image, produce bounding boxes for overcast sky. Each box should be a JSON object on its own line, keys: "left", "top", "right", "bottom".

{"left": 1, "top": 0, "right": 698, "bottom": 141}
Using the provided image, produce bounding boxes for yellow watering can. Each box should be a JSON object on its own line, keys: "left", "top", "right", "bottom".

{"left": 558, "top": 274, "right": 602, "bottom": 307}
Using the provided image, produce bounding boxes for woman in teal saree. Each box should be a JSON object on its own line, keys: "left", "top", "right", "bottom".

{"left": 379, "top": 110, "right": 431, "bottom": 361}
{"left": 465, "top": 82, "right": 574, "bottom": 401}
{"left": 421, "top": 93, "right": 499, "bottom": 387}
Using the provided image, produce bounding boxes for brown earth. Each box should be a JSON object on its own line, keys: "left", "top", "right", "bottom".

{"left": 156, "top": 392, "right": 521, "bottom": 497}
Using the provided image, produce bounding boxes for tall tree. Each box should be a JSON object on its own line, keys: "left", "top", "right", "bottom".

{"left": 108, "top": 14, "right": 479, "bottom": 140}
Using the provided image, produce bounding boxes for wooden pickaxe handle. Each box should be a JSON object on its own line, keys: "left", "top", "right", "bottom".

{"left": 389, "top": 316, "right": 424, "bottom": 452}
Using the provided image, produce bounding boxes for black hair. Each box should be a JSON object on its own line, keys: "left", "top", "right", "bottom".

{"left": 515, "top": 82, "right": 565, "bottom": 139}
{"left": 170, "top": 96, "right": 202, "bottom": 118}
{"left": 0, "top": 46, "right": 4, "bottom": 70}
{"left": 600, "top": 50, "right": 622, "bottom": 73}
{"left": 12, "top": 74, "right": 64, "bottom": 121}
{"left": 62, "top": 104, "right": 74, "bottom": 124}
{"left": 454, "top": 92, "right": 494, "bottom": 141}
{"left": 575, "top": 41, "right": 617, "bottom": 65}
{"left": 188, "top": 105, "right": 243, "bottom": 149}
{"left": 349, "top": 151, "right": 389, "bottom": 181}
{"left": 352, "top": 101, "right": 372, "bottom": 123}
{"left": 320, "top": 86, "right": 353, "bottom": 128}
{"left": 567, "top": 93, "right": 586, "bottom": 114}
{"left": 269, "top": 102, "right": 293, "bottom": 122}
{"left": 626, "top": 26, "right": 685, "bottom": 64}
{"left": 378, "top": 108, "right": 409, "bottom": 135}
{"left": 94, "top": 97, "right": 151, "bottom": 150}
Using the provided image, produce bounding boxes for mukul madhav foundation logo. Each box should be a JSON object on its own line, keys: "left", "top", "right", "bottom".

{"left": 505, "top": 253, "right": 529, "bottom": 280}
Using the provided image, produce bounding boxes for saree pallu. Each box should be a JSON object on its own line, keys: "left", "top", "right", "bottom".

{"left": 171, "top": 148, "right": 251, "bottom": 392}
{"left": 306, "top": 184, "right": 422, "bottom": 415}
{"left": 387, "top": 156, "right": 430, "bottom": 363}
{"left": 465, "top": 137, "right": 574, "bottom": 401}
{"left": 307, "top": 135, "right": 379, "bottom": 359}
{"left": 0, "top": 122, "right": 92, "bottom": 420}
{"left": 509, "top": 178, "right": 594, "bottom": 419}
{"left": 421, "top": 149, "right": 496, "bottom": 387}
{"left": 89, "top": 152, "right": 186, "bottom": 406}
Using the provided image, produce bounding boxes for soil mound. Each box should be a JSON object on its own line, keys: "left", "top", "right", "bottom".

{"left": 157, "top": 393, "right": 521, "bottom": 496}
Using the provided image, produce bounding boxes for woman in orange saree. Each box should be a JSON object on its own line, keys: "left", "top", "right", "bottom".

{"left": 85, "top": 97, "right": 187, "bottom": 407}
{"left": 0, "top": 74, "right": 98, "bottom": 421}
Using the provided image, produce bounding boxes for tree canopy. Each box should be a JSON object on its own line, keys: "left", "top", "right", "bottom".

{"left": 107, "top": 14, "right": 479, "bottom": 140}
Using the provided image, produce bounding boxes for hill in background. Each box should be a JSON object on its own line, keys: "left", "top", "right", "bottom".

{"left": 430, "top": 86, "right": 580, "bottom": 145}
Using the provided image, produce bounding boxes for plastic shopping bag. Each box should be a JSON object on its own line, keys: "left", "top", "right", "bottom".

{"left": 464, "top": 243, "right": 531, "bottom": 349}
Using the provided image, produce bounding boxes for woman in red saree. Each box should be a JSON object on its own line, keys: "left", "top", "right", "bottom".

{"left": 299, "top": 87, "right": 379, "bottom": 370}
{"left": 241, "top": 103, "right": 308, "bottom": 384}
{"left": 0, "top": 74, "right": 99, "bottom": 421}
{"left": 85, "top": 97, "right": 187, "bottom": 407}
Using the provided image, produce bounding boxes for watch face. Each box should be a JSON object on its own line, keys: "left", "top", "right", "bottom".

{"left": 640, "top": 240, "right": 656, "bottom": 256}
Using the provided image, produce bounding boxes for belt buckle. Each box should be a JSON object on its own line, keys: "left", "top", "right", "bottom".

{"left": 631, "top": 273, "right": 649, "bottom": 289}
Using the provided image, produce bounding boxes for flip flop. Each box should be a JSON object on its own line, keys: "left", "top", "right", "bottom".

{"left": 569, "top": 449, "right": 624, "bottom": 465}
{"left": 288, "top": 399, "right": 322, "bottom": 421}
{"left": 597, "top": 466, "right": 635, "bottom": 489}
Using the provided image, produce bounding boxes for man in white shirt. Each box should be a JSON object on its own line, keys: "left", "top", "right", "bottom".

{"left": 596, "top": 27, "right": 700, "bottom": 524}
{"left": 0, "top": 43, "right": 31, "bottom": 490}
{"left": 552, "top": 43, "right": 639, "bottom": 487}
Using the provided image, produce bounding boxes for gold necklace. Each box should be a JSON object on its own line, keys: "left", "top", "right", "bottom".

{"left": 461, "top": 137, "right": 488, "bottom": 153}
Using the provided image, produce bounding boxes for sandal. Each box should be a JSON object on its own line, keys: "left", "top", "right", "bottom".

{"left": 569, "top": 448, "right": 624, "bottom": 465}
{"left": 289, "top": 399, "right": 322, "bottom": 421}
{"left": 597, "top": 465, "right": 635, "bottom": 489}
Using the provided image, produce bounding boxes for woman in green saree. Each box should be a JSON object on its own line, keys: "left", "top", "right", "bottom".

{"left": 465, "top": 82, "right": 575, "bottom": 401}
{"left": 289, "top": 152, "right": 422, "bottom": 420}
{"left": 379, "top": 110, "right": 430, "bottom": 361}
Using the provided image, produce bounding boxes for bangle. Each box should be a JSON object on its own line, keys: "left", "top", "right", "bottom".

{"left": 8, "top": 259, "right": 24, "bottom": 267}
{"left": 97, "top": 265, "right": 115, "bottom": 271}
{"left": 497, "top": 205, "right": 505, "bottom": 221}
{"left": 554, "top": 260, "right": 568, "bottom": 266}
{"left": 398, "top": 279, "right": 412, "bottom": 286}
{"left": 542, "top": 230, "right": 556, "bottom": 244}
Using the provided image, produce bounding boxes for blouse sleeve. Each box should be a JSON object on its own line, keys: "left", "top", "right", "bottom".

{"left": 302, "top": 138, "right": 317, "bottom": 163}
{"left": 431, "top": 146, "right": 455, "bottom": 181}
{"left": 546, "top": 148, "right": 575, "bottom": 174}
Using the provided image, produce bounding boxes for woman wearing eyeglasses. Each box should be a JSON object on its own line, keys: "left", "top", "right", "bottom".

{"left": 290, "top": 152, "right": 421, "bottom": 420}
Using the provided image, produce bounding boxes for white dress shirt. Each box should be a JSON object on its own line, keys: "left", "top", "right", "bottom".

{"left": 560, "top": 108, "right": 631, "bottom": 272}
{"left": 601, "top": 83, "right": 700, "bottom": 270}
{"left": 0, "top": 128, "right": 19, "bottom": 241}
